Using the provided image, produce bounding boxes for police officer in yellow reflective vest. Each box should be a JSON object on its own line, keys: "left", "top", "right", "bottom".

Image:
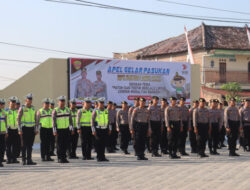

{"left": 15, "top": 98, "right": 22, "bottom": 158}
{"left": 0, "top": 99, "right": 7, "bottom": 167}
{"left": 52, "top": 96, "right": 74, "bottom": 163}
{"left": 68, "top": 98, "right": 79, "bottom": 159}
{"left": 49, "top": 99, "right": 56, "bottom": 156}
{"left": 17, "top": 93, "right": 38, "bottom": 165}
{"left": 6, "top": 96, "right": 20, "bottom": 164}
{"left": 91, "top": 98, "right": 111, "bottom": 162}
{"left": 77, "top": 98, "right": 93, "bottom": 160}
{"left": 36, "top": 98, "right": 54, "bottom": 162}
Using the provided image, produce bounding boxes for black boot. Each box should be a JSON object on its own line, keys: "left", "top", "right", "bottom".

{"left": 27, "top": 159, "right": 37, "bottom": 165}
{"left": 22, "top": 159, "right": 26, "bottom": 165}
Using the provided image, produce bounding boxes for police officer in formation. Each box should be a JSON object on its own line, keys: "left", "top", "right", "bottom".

{"left": 106, "top": 101, "right": 117, "bottom": 153}
{"left": 0, "top": 98, "right": 7, "bottom": 167}
{"left": 2, "top": 94, "right": 250, "bottom": 166}
{"left": 208, "top": 99, "right": 222, "bottom": 155}
{"left": 224, "top": 98, "right": 241, "bottom": 156}
{"left": 49, "top": 99, "right": 56, "bottom": 156}
{"left": 218, "top": 102, "right": 226, "bottom": 148}
{"left": 128, "top": 97, "right": 139, "bottom": 155}
{"left": 68, "top": 99, "right": 79, "bottom": 159}
{"left": 193, "top": 98, "right": 211, "bottom": 158}
{"left": 36, "top": 98, "right": 54, "bottom": 161}
{"left": 91, "top": 98, "right": 111, "bottom": 162}
{"left": 77, "top": 98, "right": 94, "bottom": 160}
{"left": 160, "top": 98, "right": 169, "bottom": 154}
{"left": 148, "top": 96, "right": 162, "bottom": 157}
{"left": 239, "top": 98, "right": 250, "bottom": 151}
{"left": 178, "top": 97, "right": 189, "bottom": 156}
{"left": 17, "top": 93, "right": 38, "bottom": 165}
{"left": 52, "top": 96, "right": 74, "bottom": 163}
{"left": 165, "top": 97, "right": 183, "bottom": 159}
{"left": 131, "top": 97, "right": 151, "bottom": 160}
{"left": 6, "top": 97, "right": 20, "bottom": 164}
{"left": 189, "top": 100, "right": 198, "bottom": 153}
{"left": 116, "top": 101, "right": 130, "bottom": 154}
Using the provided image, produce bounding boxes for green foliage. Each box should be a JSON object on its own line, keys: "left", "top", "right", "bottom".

{"left": 221, "top": 82, "right": 241, "bottom": 102}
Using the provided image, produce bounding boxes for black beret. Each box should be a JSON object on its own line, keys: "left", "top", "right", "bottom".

{"left": 161, "top": 98, "right": 167, "bottom": 102}
{"left": 134, "top": 97, "right": 140, "bottom": 101}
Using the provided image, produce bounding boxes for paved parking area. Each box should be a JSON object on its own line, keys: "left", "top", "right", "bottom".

{"left": 1, "top": 145, "right": 250, "bottom": 190}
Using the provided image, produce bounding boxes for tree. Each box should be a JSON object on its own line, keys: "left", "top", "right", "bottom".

{"left": 221, "top": 82, "right": 241, "bottom": 102}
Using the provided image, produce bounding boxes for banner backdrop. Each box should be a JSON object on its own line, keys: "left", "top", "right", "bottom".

{"left": 69, "top": 58, "right": 191, "bottom": 105}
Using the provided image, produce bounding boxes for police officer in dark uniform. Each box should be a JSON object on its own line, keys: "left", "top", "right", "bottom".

{"left": 131, "top": 97, "right": 151, "bottom": 160}
{"left": 189, "top": 100, "right": 198, "bottom": 153}
{"left": 148, "top": 96, "right": 162, "bottom": 157}
{"left": 68, "top": 98, "right": 79, "bottom": 159}
{"left": 193, "top": 98, "right": 211, "bottom": 158}
{"left": 239, "top": 98, "right": 250, "bottom": 151}
{"left": 224, "top": 98, "right": 241, "bottom": 156}
{"left": 165, "top": 97, "right": 183, "bottom": 159}
{"left": 91, "top": 98, "right": 112, "bottom": 162}
{"left": 116, "top": 101, "right": 130, "bottom": 154}
{"left": 208, "top": 99, "right": 222, "bottom": 155}
{"left": 160, "top": 98, "right": 169, "bottom": 154}
{"left": 178, "top": 97, "right": 189, "bottom": 156}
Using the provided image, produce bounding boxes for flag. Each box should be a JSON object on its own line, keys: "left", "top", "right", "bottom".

{"left": 184, "top": 26, "right": 195, "bottom": 64}
{"left": 246, "top": 25, "right": 250, "bottom": 45}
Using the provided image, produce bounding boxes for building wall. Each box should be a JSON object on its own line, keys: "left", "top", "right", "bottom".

{"left": 140, "top": 50, "right": 206, "bottom": 66}
{"left": 204, "top": 54, "right": 250, "bottom": 83}
{"left": 0, "top": 58, "right": 68, "bottom": 109}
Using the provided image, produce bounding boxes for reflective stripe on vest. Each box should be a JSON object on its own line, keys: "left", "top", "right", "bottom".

{"left": 55, "top": 107, "right": 70, "bottom": 129}
{"left": 95, "top": 109, "right": 108, "bottom": 128}
{"left": 71, "top": 110, "right": 77, "bottom": 128}
{"left": 80, "top": 108, "right": 93, "bottom": 126}
{"left": 39, "top": 108, "right": 52, "bottom": 128}
{"left": 0, "top": 110, "right": 6, "bottom": 132}
{"left": 22, "top": 106, "right": 36, "bottom": 127}
{"left": 6, "top": 109, "right": 18, "bottom": 129}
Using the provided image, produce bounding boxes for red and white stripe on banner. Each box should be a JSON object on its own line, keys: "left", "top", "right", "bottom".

{"left": 184, "top": 26, "right": 195, "bottom": 65}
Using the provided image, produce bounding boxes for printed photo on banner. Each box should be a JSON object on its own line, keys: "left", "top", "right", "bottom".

{"left": 69, "top": 58, "right": 191, "bottom": 105}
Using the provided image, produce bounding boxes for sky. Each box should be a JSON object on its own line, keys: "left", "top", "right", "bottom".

{"left": 0, "top": 0, "right": 250, "bottom": 89}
